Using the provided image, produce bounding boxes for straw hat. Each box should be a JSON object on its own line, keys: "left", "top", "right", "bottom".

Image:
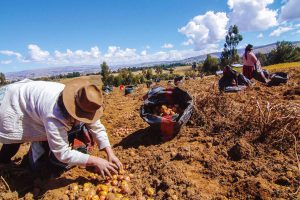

{"left": 62, "top": 78, "right": 103, "bottom": 123}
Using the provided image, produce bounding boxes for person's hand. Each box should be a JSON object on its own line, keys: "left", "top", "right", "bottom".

{"left": 87, "top": 156, "right": 118, "bottom": 179}
{"left": 108, "top": 153, "right": 122, "bottom": 169}
{"left": 105, "top": 147, "right": 123, "bottom": 169}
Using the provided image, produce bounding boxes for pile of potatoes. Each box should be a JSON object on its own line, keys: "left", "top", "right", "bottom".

{"left": 152, "top": 104, "right": 182, "bottom": 118}
{"left": 63, "top": 169, "right": 133, "bottom": 200}
{"left": 112, "top": 128, "right": 134, "bottom": 137}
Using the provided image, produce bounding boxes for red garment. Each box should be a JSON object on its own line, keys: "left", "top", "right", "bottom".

{"left": 243, "top": 65, "right": 254, "bottom": 79}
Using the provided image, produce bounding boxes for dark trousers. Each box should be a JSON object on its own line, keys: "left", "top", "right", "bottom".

{"left": 0, "top": 143, "right": 21, "bottom": 163}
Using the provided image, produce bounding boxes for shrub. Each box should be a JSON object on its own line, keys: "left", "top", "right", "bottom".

{"left": 202, "top": 55, "right": 219, "bottom": 74}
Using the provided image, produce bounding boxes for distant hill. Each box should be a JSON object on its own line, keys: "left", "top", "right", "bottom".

{"left": 5, "top": 65, "right": 101, "bottom": 81}
{"left": 5, "top": 41, "right": 300, "bottom": 80}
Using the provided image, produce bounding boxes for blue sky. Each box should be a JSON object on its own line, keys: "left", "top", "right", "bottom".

{"left": 0, "top": 0, "right": 300, "bottom": 73}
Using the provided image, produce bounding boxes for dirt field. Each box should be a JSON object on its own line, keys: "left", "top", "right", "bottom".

{"left": 0, "top": 66, "right": 300, "bottom": 200}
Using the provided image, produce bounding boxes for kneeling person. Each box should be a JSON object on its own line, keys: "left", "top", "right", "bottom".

{"left": 0, "top": 78, "right": 121, "bottom": 178}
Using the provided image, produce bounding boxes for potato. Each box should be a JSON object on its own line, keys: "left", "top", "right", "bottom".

{"left": 119, "top": 169, "right": 126, "bottom": 175}
{"left": 129, "top": 151, "right": 135, "bottom": 157}
{"left": 71, "top": 184, "right": 79, "bottom": 192}
{"left": 61, "top": 194, "right": 69, "bottom": 200}
{"left": 120, "top": 185, "right": 130, "bottom": 194}
{"left": 97, "top": 184, "right": 108, "bottom": 192}
{"left": 99, "top": 190, "right": 108, "bottom": 196}
{"left": 99, "top": 195, "right": 106, "bottom": 200}
{"left": 115, "top": 193, "right": 123, "bottom": 198}
{"left": 145, "top": 187, "right": 155, "bottom": 196}
{"left": 65, "top": 189, "right": 70, "bottom": 195}
{"left": 106, "top": 193, "right": 116, "bottom": 200}
{"left": 123, "top": 176, "right": 130, "bottom": 182}
{"left": 128, "top": 174, "right": 134, "bottom": 179}
{"left": 84, "top": 187, "right": 90, "bottom": 192}
{"left": 89, "top": 189, "right": 96, "bottom": 196}
{"left": 107, "top": 185, "right": 113, "bottom": 192}
{"left": 120, "top": 181, "right": 128, "bottom": 187}
{"left": 92, "top": 195, "right": 100, "bottom": 200}
{"left": 68, "top": 193, "right": 76, "bottom": 200}
{"left": 111, "top": 180, "right": 119, "bottom": 186}
{"left": 112, "top": 175, "right": 118, "bottom": 180}
{"left": 112, "top": 187, "right": 119, "bottom": 193}
{"left": 84, "top": 182, "right": 92, "bottom": 189}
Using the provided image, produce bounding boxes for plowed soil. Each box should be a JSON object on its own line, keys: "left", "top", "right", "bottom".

{"left": 1, "top": 67, "right": 300, "bottom": 200}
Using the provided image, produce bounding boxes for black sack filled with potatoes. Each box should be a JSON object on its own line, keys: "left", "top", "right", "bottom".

{"left": 140, "top": 87, "right": 193, "bottom": 141}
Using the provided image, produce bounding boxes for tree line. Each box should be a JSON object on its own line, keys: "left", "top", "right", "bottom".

{"left": 101, "top": 62, "right": 180, "bottom": 87}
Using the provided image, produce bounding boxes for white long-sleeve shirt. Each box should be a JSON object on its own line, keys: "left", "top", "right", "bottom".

{"left": 0, "top": 79, "right": 110, "bottom": 166}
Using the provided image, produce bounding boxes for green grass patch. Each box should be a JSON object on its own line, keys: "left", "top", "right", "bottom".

{"left": 263, "top": 62, "right": 300, "bottom": 71}
{"left": 233, "top": 61, "right": 300, "bottom": 72}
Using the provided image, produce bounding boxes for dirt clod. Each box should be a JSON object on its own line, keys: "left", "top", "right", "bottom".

{"left": 275, "top": 176, "right": 291, "bottom": 186}
{"left": 228, "top": 139, "right": 254, "bottom": 161}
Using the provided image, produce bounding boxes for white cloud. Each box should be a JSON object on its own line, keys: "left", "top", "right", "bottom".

{"left": 269, "top": 26, "right": 294, "bottom": 36}
{"left": 146, "top": 49, "right": 203, "bottom": 62}
{"left": 1, "top": 44, "right": 216, "bottom": 69}
{"left": 228, "top": 0, "right": 278, "bottom": 31}
{"left": 0, "top": 60, "right": 12, "bottom": 64}
{"left": 161, "top": 43, "right": 174, "bottom": 49}
{"left": 26, "top": 44, "right": 50, "bottom": 62}
{"left": 280, "top": 0, "right": 300, "bottom": 21}
{"left": 141, "top": 50, "right": 147, "bottom": 56}
{"left": 145, "top": 45, "right": 150, "bottom": 49}
{"left": 104, "top": 46, "right": 137, "bottom": 61}
{"left": 0, "top": 50, "right": 22, "bottom": 60}
{"left": 53, "top": 46, "right": 101, "bottom": 64}
{"left": 296, "top": 30, "right": 300, "bottom": 34}
{"left": 257, "top": 33, "right": 264, "bottom": 38}
{"left": 182, "top": 39, "right": 193, "bottom": 46}
{"left": 179, "top": 11, "right": 229, "bottom": 51}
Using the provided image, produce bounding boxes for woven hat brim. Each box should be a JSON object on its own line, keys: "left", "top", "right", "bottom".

{"left": 62, "top": 78, "right": 103, "bottom": 124}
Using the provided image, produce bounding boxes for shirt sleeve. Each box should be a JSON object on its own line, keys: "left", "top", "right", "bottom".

{"left": 44, "top": 117, "right": 89, "bottom": 166}
{"left": 86, "top": 119, "right": 111, "bottom": 150}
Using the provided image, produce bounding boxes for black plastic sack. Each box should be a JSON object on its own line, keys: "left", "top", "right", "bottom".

{"left": 103, "top": 85, "right": 113, "bottom": 93}
{"left": 253, "top": 70, "right": 268, "bottom": 83}
{"left": 140, "top": 87, "right": 193, "bottom": 141}
{"left": 268, "top": 72, "right": 288, "bottom": 86}
{"left": 125, "top": 85, "right": 134, "bottom": 95}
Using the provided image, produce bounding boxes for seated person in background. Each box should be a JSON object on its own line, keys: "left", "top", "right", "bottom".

{"left": 219, "top": 66, "right": 251, "bottom": 92}
{"left": 243, "top": 44, "right": 257, "bottom": 80}
{"left": 243, "top": 44, "right": 268, "bottom": 83}
{"left": 0, "top": 78, "right": 122, "bottom": 178}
